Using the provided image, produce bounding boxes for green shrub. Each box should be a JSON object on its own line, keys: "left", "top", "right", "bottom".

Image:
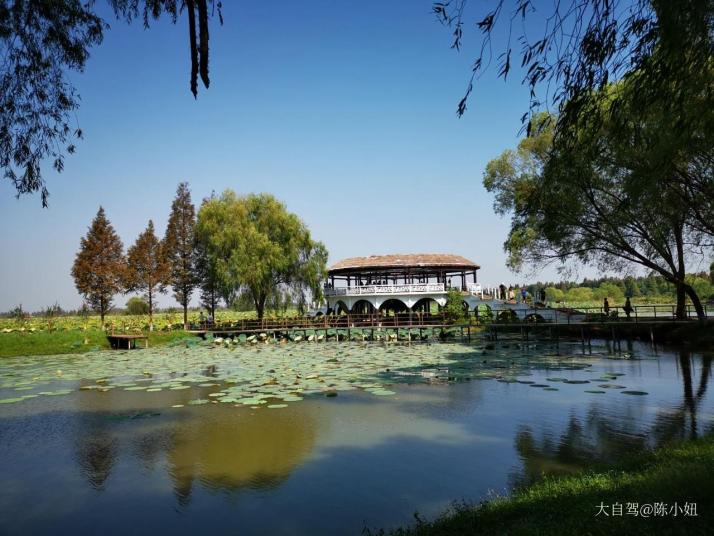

{"left": 126, "top": 297, "right": 149, "bottom": 315}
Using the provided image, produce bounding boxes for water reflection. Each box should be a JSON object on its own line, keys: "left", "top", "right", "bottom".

{"left": 167, "top": 407, "right": 319, "bottom": 503}
{"left": 74, "top": 425, "right": 118, "bottom": 491}
{"left": 512, "top": 408, "right": 649, "bottom": 489}
{"left": 2, "top": 342, "right": 713, "bottom": 535}
{"left": 511, "top": 351, "right": 713, "bottom": 491}
{"left": 652, "top": 351, "right": 713, "bottom": 443}
{"left": 71, "top": 395, "right": 321, "bottom": 505}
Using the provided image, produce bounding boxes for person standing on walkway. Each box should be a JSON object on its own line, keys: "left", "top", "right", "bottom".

{"left": 623, "top": 297, "right": 634, "bottom": 319}
{"left": 603, "top": 297, "right": 610, "bottom": 317}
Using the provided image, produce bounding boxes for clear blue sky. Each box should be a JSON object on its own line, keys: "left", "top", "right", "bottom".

{"left": 0, "top": 0, "right": 575, "bottom": 311}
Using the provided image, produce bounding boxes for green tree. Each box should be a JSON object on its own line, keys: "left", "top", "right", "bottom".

{"left": 1, "top": 1, "right": 222, "bottom": 206}
{"left": 196, "top": 190, "right": 328, "bottom": 319}
{"left": 72, "top": 207, "right": 125, "bottom": 324}
{"left": 565, "top": 287, "right": 594, "bottom": 304}
{"left": 443, "top": 288, "right": 465, "bottom": 324}
{"left": 544, "top": 287, "right": 564, "bottom": 303}
{"left": 126, "top": 296, "right": 149, "bottom": 315}
{"left": 435, "top": 1, "right": 713, "bottom": 142}
{"left": 164, "top": 182, "right": 197, "bottom": 329}
{"left": 593, "top": 283, "right": 624, "bottom": 302}
{"left": 483, "top": 111, "right": 709, "bottom": 319}
{"left": 125, "top": 220, "right": 170, "bottom": 330}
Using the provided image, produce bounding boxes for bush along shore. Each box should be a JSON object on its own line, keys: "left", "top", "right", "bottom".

{"left": 371, "top": 435, "right": 714, "bottom": 536}
{"left": 0, "top": 329, "right": 193, "bottom": 358}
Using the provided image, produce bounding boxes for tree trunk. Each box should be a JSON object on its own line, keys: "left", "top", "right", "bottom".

{"left": 683, "top": 282, "right": 706, "bottom": 320}
{"left": 148, "top": 289, "right": 154, "bottom": 331}
{"left": 100, "top": 297, "right": 105, "bottom": 325}
{"left": 183, "top": 291, "right": 188, "bottom": 330}
{"left": 675, "top": 282, "right": 687, "bottom": 320}
{"left": 255, "top": 294, "right": 266, "bottom": 320}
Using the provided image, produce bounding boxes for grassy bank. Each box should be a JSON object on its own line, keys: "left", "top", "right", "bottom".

{"left": 0, "top": 329, "right": 193, "bottom": 358}
{"left": 378, "top": 436, "right": 714, "bottom": 535}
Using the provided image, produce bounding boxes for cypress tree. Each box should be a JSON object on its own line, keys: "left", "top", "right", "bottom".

{"left": 164, "top": 183, "right": 198, "bottom": 329}
{"left": 126, "top": 220, "right": 170, "bottom": 330}
{"left": 72, "top": 207, "right": 125, "bottom": 325}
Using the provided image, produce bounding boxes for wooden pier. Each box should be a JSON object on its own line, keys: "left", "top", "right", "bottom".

{"left": 107, "top": 333, "right": 149, "bottom": 349}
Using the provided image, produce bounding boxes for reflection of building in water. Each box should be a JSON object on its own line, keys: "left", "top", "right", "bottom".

{"left": 167, "top": 407, "right": 319, "bottom": 505}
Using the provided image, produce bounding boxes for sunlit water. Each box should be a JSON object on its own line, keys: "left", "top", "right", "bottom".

{"left": 0, "top": 337, "right": 712, "bottom": 535}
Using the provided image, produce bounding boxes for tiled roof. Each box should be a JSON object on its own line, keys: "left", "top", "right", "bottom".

{"left": 329, "top": 253, "right": 480, "bottom": 272}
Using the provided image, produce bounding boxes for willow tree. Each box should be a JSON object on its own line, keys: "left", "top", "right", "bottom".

{"left": 125, "top": 220, "right": 170, "bottom": 330}
{"left": 1, "top": 1, "right": 222, "bottom": 206}
{"left": 72, "top": 207, "right": 126, "bottom": 324}
{"left": 484, "top": 111, "right": 710, "bottom": 320}
{"left": 196, "top": 190, "right": 328, "bottom": 319}
{"left": 164, "top": 182, "right": 197, "bottom": 329}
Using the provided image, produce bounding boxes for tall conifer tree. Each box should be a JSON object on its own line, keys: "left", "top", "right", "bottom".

{"left": 126, "top": 220, "right": 170, "bottom": 330}
{"left": 164, "top": 182, "right": 197, "bottom": 329}
{"left": 72, "top": 207, "right": 125, "bottom": 324}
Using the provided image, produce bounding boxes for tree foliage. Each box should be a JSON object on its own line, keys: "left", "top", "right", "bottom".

{"left": 1, "top": 1, "right": 222, "bottom": 206}
{"left": 125, "top": 220, "right": 169, "bottom": 328}
{"left": 484, "top": 109, "right": 711, "bottom": 319}
{"left": 126, "top": 296, "right": 149, "bottom": 315}
{"left": 72, "top": 207, "right": 125, "bottom": 323}
{"left": 434, "top": 0, "right": 713, "bottom": 134}
{"left": 163, "top": 182, "right": 197, "bottom": 328}
{"left": 443, "top": 288, "right": 465, "bottom": 324}
{"left": 195, "top": 190, "right": 328, "bottom": 319}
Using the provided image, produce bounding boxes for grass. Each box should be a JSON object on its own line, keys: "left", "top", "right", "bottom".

{"left": 374, "top": 435, "right": 714, "bottom": 536}
{"left": 0, "top": 329, "right": 194, "bottom": 358}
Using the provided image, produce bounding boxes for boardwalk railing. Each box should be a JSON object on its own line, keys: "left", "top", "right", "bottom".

{"left": 193, "top": 312, "right": 458, "bottom": 332}
{"left": 489, "top": 303, "right": 709, "bottom": 324}
{"left": 325, "top": 283, "right": 446, "bottom": 297}
{"left": 186, "top": 303, "right": 709, "bottom": 334}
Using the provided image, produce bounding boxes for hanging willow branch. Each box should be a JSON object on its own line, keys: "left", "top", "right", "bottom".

{"left": 197, "top": 0, "right": 210, "bottom": 89}
{"left": 1, "top": 0, "right": 224, "bottom": 206}
{"left": 186, "top": 0, "right": 211, "bottom": 97}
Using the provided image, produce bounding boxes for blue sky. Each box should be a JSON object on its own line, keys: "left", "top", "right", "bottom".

{"left": 1, "top": 0, "right": 574, "bottom": 311}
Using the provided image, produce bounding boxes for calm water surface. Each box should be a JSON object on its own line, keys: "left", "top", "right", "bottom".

{"left": 0, "top": 338, "right": 712, "bottom": 535}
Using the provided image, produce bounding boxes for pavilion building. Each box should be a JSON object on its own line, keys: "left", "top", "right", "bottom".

{"left": 324, "top": 253, "right": 481, "bottom": 315}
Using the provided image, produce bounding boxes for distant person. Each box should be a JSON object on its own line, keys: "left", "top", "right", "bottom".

{"left": 521, "top": 288, "right": 527, "bottom": 303}
{"left": 539, "top": 288, "right": 547, "bottom": 304}
{"left": 623, "top": 297, "right": 634, "bottom": 319}
{"left": 199, "top": 311, "right": 205, "bottom": 327}
{"left": 603, "top": 297, "right": 610, "bottom": 317}
{"left": 499, "top": 284, "right": 507, "bottom": 300}
{"left": 508, "top": 287, "right": 515, "bottom": 301}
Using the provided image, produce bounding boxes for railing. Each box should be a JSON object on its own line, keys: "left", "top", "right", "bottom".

{"left": 188, "top": 303, "right": 710, "bottom": 333}
{"left": 487, "top": 303, "right": 710, "bottom": 324}
{"left": 324, "top": 283, "right": 446, "bottom": 297}
{"left": 194, "top": 311, "right": 461, "bottom": 332}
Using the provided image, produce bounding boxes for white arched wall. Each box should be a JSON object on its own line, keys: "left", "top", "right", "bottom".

{"left": 327, "top": 293, "right": 447, "bottom": 313}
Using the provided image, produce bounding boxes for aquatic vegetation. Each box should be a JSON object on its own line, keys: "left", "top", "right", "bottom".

{"left": 0, "top": 340, "right": 646, "bottom": 410}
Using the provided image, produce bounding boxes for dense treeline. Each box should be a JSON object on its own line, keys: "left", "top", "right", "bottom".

{"left": 69, "top": 184, "right": 327, "bottom": 328}
{"left": 523, "top": 272, "right": 714, "bottom": 305}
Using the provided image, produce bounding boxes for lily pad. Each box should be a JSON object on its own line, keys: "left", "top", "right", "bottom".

{"left": 621, "top": 390, "right": 649, "bottom": 396}
{"left": 0, "top": 397, "right": 25, "bottom": 404}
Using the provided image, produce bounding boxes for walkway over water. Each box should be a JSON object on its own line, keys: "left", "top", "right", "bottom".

{"left": 187, "top": 303, "right": 708, "bottom": 343}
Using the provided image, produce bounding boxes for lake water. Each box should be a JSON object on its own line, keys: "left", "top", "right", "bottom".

{"left": 1, "top": 338, "right": 712, "bottom": 535}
